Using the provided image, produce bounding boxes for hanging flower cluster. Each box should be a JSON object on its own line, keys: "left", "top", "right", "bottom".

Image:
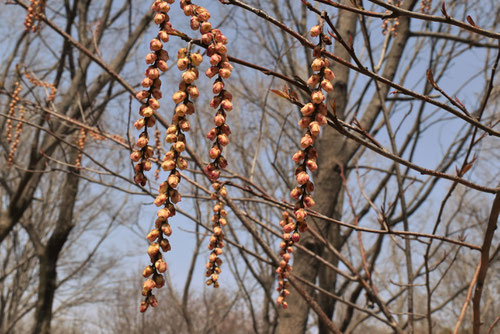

{"left": 8, "top": 105, "right": 26, "bottom": 165}
{"left": 6, "top": 82, "right": 22, "bottom": 145}
{"left": 180, "top": 0, "right": 233, "bottom": 287}
{"left": 276, "top": 23, "right": 333, "bottom": 309}
{"left": 23, "top": 70, "right": 57, "bottom": 102}
{"left": 24, "top": 0, "right": 46, "bottom": 32}
{"left": 382, "top": 0, "right": 401, "bottom": 36}
{"left": 205, "top": 183, "right": 228, "bottom": 287}
{"left": 132, "top": 0, "right": 173, "bottom": 187}
{"left": 75, "top": 127, "right": 87, "bottom": 169}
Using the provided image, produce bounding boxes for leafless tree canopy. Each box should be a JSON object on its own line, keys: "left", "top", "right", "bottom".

{"left": 0, "top": 0, "right": 499, "bottom": 334}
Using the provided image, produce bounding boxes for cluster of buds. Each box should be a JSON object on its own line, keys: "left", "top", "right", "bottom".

{"left": 131, "top": 0, "right": 174, "bottom": 187}
{"left": 154, "top": 128, "right": 162, "bottom": 180}
{"left": 137, "top": 0, "right": 175, "bottom": 313}
{"left": 140, "top": 40, "right": 202, "bottom": 314}
{"left": 382, "top": 0, "right": 401, "bottom": 36}
{"left": 180, "top": 0, "right": 233, "bottom": 182}
{"left": 23, "top": 70, "right": 57, "bottom": 102}
{"left": 420, "top": 0, "right": 432, "bottom": 14}
{"left": 276, "top": 23, "right": 333, "bottom": 308}
{"left": 75, "top": 127, "right": 87, "bottom": 169}
{"left": 24, "top": 0, "right": 46, "bottom": 32}
{"left": 8, "top": 105, "right": 26, "bottom": 165}
{"left": 205, "top": 183, "right": 228, "bottom": 287}
{"left": 6, "top": 82, "right": 22, "bottom": 145}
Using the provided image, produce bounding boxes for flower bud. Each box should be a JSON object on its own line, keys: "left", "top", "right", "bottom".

{"left": 173, "top": 141, "right": 185, "bottom": 152}
{"left": 217, "top": 134, "right": 229, "bottom": 146}
{"left": 298, "top": 117, "right": 311, "bottom": 129}
{"left": 187, "top": 85, "right": 199, "bottom": 98}
{"left": 212, "top": 81, "right": 224, "bottom": 94}
{"left": 295, "top": 208, "right": 307, "bottom": 222}
{"left": 219, "top": 68, "right": 231, "bottom": 79}
{"left": 306, "top": 159, "right": 318, "bottom": 172}
{"left": 311, "top": 90, "right": 325, "bottom": 104}
{"left": 143, "top": 278, "right": 156, "bottom": 291}
{"left": 154, "top": 13, "right": 166, "bottom": 24}
{"left": 137, "top": 136, "right": 148, "bottom": 148}
{"left": 303, "top": 195, "right": 316, "bottom": 208}
{"left": 158, "top": 49, "right": 169, "bottom": 61}
{"left": 161, "top": 223, "right": 173, "bottom": 236}
{"left": 200, "top": 21, "right": 212, "bottom": 34}
{"left": 145, "top": 52, "right": 157, "bottom": 64}
{"left": 157, "top": 208, "right": 170, "bottom": 221}
{"left": 150, "top": 38, "right": 162, "bottom": 51}
{"left": 309, "top": 121, "right": 321, "bottom": 136}
{"left": 143, "top": 265, "right": 154, "bottom": 278}
{"left": 300, "top": 103, "right": 315, "bottom": 116}
{"left": 311, "top": 58, "right": 324, "bottom": 71}
{"left": 157, "top": 60, "right": 168, "bottom": 72}
{"left": 177, "top": 57, "right": 189, "bottom": 71}
{"left": 310, "top": 25, "right": 321, "bottom": 37}
{"left": 147, "top": 243, "right": 160, "bottom": 258}
{"left": 321, "top": 79, "right": 333, "bottom": 92}
{"left": 324, "top": 68, "right": 335, "bottom": 81}
{"left": 209, "top": 146, "right": 221, "bottom": 159}
{"left": 300, "top": 134, "right": 313, "bottom": 148}
{"left": 155, "top": 259, "right": 167, "bottom": 273}
{"left": 292, "top": 150, "right": 305, "bottom": 163}
{"left": 172, "top": 91, "right": 187, "bottom": 104}
{"left": 167, "top": 174, "right": 180, "bottom": 188}
{"left": 207, "top": 128, "right": 217, "bottom": 141}
{"left": 141, "top": 77, "right": 153, "bottom": 88}
{"left": 154, "top": 194, "right": 167, "bottom": 206}
{"left": 296, "top": 171, "right": 310, "bottom": 185}
{"left": 147, "top": 229, "right": 160, "bottom": 242}
{"left": 307, "top": 74, "right": 320, "bottom": 87}
{"left": 190, "top": 17, "right": 200, "bottom": 30}
{"left": 134, "top": 118, "right": 145, "bottom": 130}
{"left": 190, "top": 53, "right": 203, "bottom": 66}
{"left": 130, "top": 151, "right": 141, "bottom": 162}
{"left": 290, "top": 187, "right": 302, "bottom": 199}
{"left": 221, "top": 99, "right": 233, "bottom": 111}
{"left": 202, "top": 33, "right": 213, "bottom": 45}
{"left": 136, "top": 90, "right": 149, "bottom": 101}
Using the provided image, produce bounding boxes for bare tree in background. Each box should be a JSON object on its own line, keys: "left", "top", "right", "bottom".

{"left": 1, "top": 0, "right": 499, "bottom": 333}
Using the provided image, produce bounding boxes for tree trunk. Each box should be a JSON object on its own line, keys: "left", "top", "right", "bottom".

{"left": 32, "top": 149, "right": 80, "bottom": 334}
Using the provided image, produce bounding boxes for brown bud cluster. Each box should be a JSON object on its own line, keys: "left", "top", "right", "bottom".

{"left": 132, "top": 0, "right": 173, "bottom": 188}
{"left": 138, "top": 0, "right": 175, "bottom": 314}
{"left": 24, "top": 0, "right": 46, "bottom": 32}
{"left": 276, "top": 23, "right": 334, "bottom": 308}
{"left": 75, "top": 127, "right": 87, "bottom": 169}
{"left": 8, "top": 105, "right": 26, "bottom": 165}
{"left": 180, "top": 0, "right": 233, "bottom": 183}
{"left": 205, "top": 183, "right": 228, "bottom": 287}
{"left": 382, "top": 0, "right": 401, "bottom": 36}
{"left": 23, "top": 70, "right": 57, "bottom": 102}
{"left": 6, "top": 82, "right": 22, "bottom": 145}
{"left": 420, "top": 0, "right": 432, "bottom": 14}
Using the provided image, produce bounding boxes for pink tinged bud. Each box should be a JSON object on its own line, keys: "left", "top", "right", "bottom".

{"left": 142, "top": 106, "right": 154, "bottom": 118}
{"left": 165, "top": 134, "right": 177, "bottom": 144}
{"left": 136, "top": 90, "right": 149, "bottom": 101}
{"left": 147, "top": 243, "right": 160, "bottom": 258}
{"left": 207, "top": 128, "right": 217, "bottom": 141}
{"left": 190, "top": 17, "right": 200, "bottom": 30}
{"left": 283, "top": 253, "right": 291, "bottom": 262}
{"left": 157, "top": 60, "right": 168, "bottom": 72}
{"left": 143, "top": 265, "right": 154, "bottom": 278}
{"left": 303, "top": 195, "right": 316, "bottom": 208}
{"left": 154, "top": 13, "right": 166, "bottom": 25}
{"left": 212, "top": 81, "right": 224, "bottom": 94}
{"left": 148, "top": 295, "right": 158, "bottom": 307}
{"left": 140, "top": 301, "right": 148, "bottom": 313}
{"left": 130, "top": 151, "right": 141, "bottom": 162}
{"left": 218, "top": 157, "right": 228, "bottom": 169}
{"left": 290, "top": 187, "right": 302, "bottom": 200}
{"left": 187, "top": 85, "right": 199, "bottom": 99}
{"left": 295, "top": 208, "right": 307, "bottom": 222}
{"left": 292, "top": 232, "right": 300, "bottom": 242}
{"left": 321, "top": 79, "right": 333, "bottom": 92}
{"left": 306, "top": 159, "right": 318, "bottom": 172}
{"left": 300, "top": 134, "right": 313, "bottom": 149}
{"left": 201, "top": 33, "right": 213, "bottom": 45}
{"left": 221, "top": 124, "right": 231, "bottom": 135}
{"left": 149, "top": 98, "right": 160, "bottom": 110}
{"left": 172, "top": 91, "right": 187, "bottom": 104}
{"left": 161, "top": 223, "right": 172, "bottom": 236}
{"left": 311, "top": 90, "right": 325, "bottom": 104}
{"left": 157, "top": 208, "right": 170, "bottom": 221}
{"left": 150, "top": 38, "right": 162, "bottom": 51}
{"left": 284, "top": 223, "right": 296, "bottom": 233}
{"left": 298, "top": 117, "right": 311, "bottom": 129}
{"left": 159, "top": 2, "right": 170, "bottom": 12}
{"left": 177, "top": 57, "right": 189, "bottom": 71}
{"left": 311, "top": 58, "right": 325, "bottom": 71}
{"left": 209, "top": 146, "right": 221, "bottom": 159}
{"left": 277, "top": 296, "right": 284, "bottom": 305}
{"left": 221, "top": 99, "right": 233, "bottom": 111}
{"left": 217, "top": 134, "right": 229, "bottom": 146}
{"left": 179, "top": 119, "right": 190, "bottom": 132}
{"left": 147, "top": 229, "right": 160, "bottom": 242}
{"left": 215, "top": 43, "right": 227, "bottom": 54}
{"left": 316, "top": 113, "right": 327, "bottom": 126}
{"left": 136, "top": 137, "right": 148, "bottom": 148}
{"left": 197, "top": 10, "right": 210, "bottom": 22}
{"left": 307, "top": 74, "right": 320, "bottom": 87}
{"left": 182, "top": 70, "right": 197, "bottom": 84}
{"left": 145, "top": 52, "right": 157, "bottom": 64}
{"left": 183, "top": 4, "right": 194, "bottom": 15}
{"left": 282, "top": 302, "right": 288, "bottom": 309}
{"left": 175, "top": 104, "right": 188, "bottom": 116}
{"left": 154, "top": 194, "right": 167, "bottom": 207}
{"left": 221, "top": 62, "right": 233, "bottom": 71}
{"left": 296, "top": 171, "right": 310, "bottom": 185}
{"left": 219, "top": 68, "right": 231, "bottom": 79}
{"left": 205, "top": 66, "right": 219, "bottom": 78}
{"left": 200, "top": 21, "right": 212, "bottom": 34}
{"left": 300, "top": 103, "right": 315, "bottom": 116}
{"left": 158, "top": 49, "right": 169, "bottom": 61}
{"left": 214, "top": 114, "right": 226, "bottom": 127}
{"left": 155, "top": 259, "right": 167, "bottom": 273}
{"left": 324, "top": 68, "right": 335, "bottom": 81}
{"left": 173, "top": 141, "right": 185, "bottom": 153}
{"left": 310, "top": 25, "right": 321, "bottom": 37}
{"left": 190, "top": 53, "right": 203, "bottom": 66}
{"left": 210, "top": 96, "right": 222, "bottom": 109}
{"left": 141, "top": 77, "right": 153, "bottom": 88}
{"left": 210, "top": 55, "right": 222, "bottom": 67}
{"left": 292, "top": 150, "right": 305, "bottom": 163}
{"left": 143, "top": 161, "right": 152, "bottom": 171}
{"left": 134, "top": 119, "right": 145, "bottom": 130}
{"left": 167, "top": 174, "right": 180, "bottom": 188}
{"left": 309, "top": 121, "right": 321, "bottom": 136}
{"left": 146, "top": 67, "right": 160, "bottom": 80}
